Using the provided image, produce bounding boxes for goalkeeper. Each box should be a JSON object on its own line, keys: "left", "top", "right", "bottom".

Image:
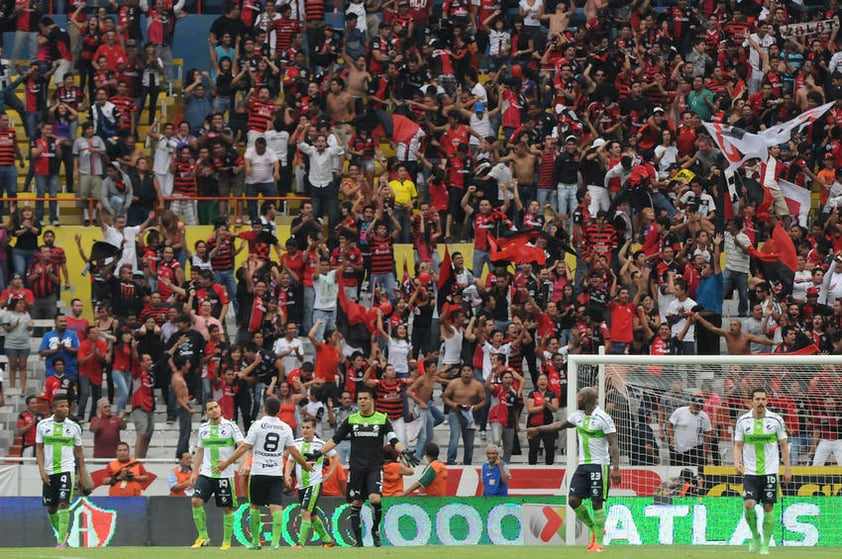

{"left": 734, "top": 388, "right": 791, "bottom": 555}
{"left": 526, "top": 387, "right": 621, "bottom": 553}
{"left": 304, "top": 385, "right": 418, "bottom": 547}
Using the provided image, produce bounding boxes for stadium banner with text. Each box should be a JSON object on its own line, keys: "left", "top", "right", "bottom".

{"left": 702, "top": 466, "right": 842, "bottom": 498}
{"left": 779, "top": 18, "right": 839, "bottom": 38}
{"left": 3, "top": 495, "right": 841, "bottom": 547}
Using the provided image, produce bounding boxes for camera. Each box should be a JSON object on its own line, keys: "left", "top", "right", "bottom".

{"left": 125, "top": 470, "right": 135, "bottom": 480}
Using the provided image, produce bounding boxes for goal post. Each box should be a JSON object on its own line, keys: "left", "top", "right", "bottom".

{"left": 563, "top": 352, "right": 842, "bottom": 546}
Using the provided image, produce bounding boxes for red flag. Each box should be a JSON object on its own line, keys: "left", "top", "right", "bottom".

{"left": 338, "top": 278, "right": 377, "bottom": 331}
{"left": 490, "top": 231, "right": 547, "bottom": 266}
{"left": 438, "top": 245, "right": 453, "bottom": 290}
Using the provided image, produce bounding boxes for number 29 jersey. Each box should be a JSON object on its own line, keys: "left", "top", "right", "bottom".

{"left": 245, "top": 416, "right": 295, "bottom": 476}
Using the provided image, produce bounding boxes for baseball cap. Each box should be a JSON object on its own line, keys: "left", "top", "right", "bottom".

{"left": 653, "top": 106, "right": 665, "bottom": 114}
{"left": 807, "top": 287, "right": 819, "bottom": 296}
{"left": 11, "top": 272, "right": 22, "bottom": 280}
{"left": 825, "top": 152, "right": 835, "bottom": 160}
{"left": 691, "top": 395, "right": 704, "bottom": 406}
{"left": 251, "top": 219, "right": 262, "bottom": 226}
{"left": 592, "top": 137, "right": 606, "bottom": 149}
{"left": 474, "top": 101, "right": 485, "bottom": 112}
{"left": 564, "top": 135, "right": 578, "bottom": 144}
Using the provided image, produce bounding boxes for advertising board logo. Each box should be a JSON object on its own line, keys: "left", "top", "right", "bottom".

{"left": 522, "top": 504, "right": 566, "bottom": 545}
{"left": 67, "top": 497, "right": 117, "bottom": 548}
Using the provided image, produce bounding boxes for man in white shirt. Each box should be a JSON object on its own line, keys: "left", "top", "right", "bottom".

{"left": 298, "top": 134, "right": 344, "bottom": 231}
{"left": 101, "top": 211, "right": 152, "bottom": 271}
{"left": 273, "top": 321, "right": 303, "bottom": 373}
{"left": 668, "top": 395, "right": 713, "bottom": 466}
{"left": 149, "top": 121, "right": 178, "bottom": 197}
{"left": 244, "top": 137, "right": 279, "bottom": 223}
{"left": 311, "top": 257, "right": 339, "bottom": 341}
{"left": 666, "top": 278, "right": 697, "bottom": 355}
{"left": 744, "top": 23, "right": 775, "bottom": 94}
{"left": 724, "top": 219, "right": 752, "bottom": 316}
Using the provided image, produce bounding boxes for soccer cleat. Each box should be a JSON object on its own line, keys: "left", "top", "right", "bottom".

{"left": 292, "top": 545, "right": 303, "bottom": 548}
{"left": 588, "top": 543, "right": 605, "bottom": 553}
{"left": 219, "top": 542, "right": 231, "bottom": 550}
{"left": 760, "top": 545, "right": 770, "bottom": 555}
{"left": 322, "top": 542, "right": 335, "bottom": 548}
{"left": 588, "top": 532, "right": 596, "bottom": 549}
{"left": 56, "top": 543, "right": 67, "bottom": 550}
{"left": 748, "top": 536, "right": 760, "bottom": 553}
{"left": 371, "top": 530, "right": 382, "bottom": 547}
{"left": 191, "top": 537, "right": 210, "bottom": 548}
{"left": 248, "top": 544, "right": 262, "bottom": 550}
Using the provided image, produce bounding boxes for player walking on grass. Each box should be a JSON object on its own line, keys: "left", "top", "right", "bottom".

{"left": 285, "top": 417, "right": 339, "bottom": 548}
{"left": 36, "top": 396, "right": 88, "bottom": 550}
{"left": 734, "top": 388, "right": 791, "bottom": 555}
{"left": 526, "top": 387, "right": 621, "bottom": 553}
{"left": 214, "top": 397, "right": 313, "bottom": 549}
{"left": 190, "top": 400, "right": 245, "bottom": 550}
{"left": 304, "top": 386, "right": 419, "bottom": 547}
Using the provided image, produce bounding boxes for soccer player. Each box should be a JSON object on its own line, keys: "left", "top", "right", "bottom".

{"left": 35, "top": 395, "right": 88, "bottom": 549}
{"left": 190, "top": 400, "right": 245, "bottom": 550}
{"left": 734, "top": 388, "right": 792, "bottom": 555}
{"left": 305, "top": 386, "right": 419, "bottom": 547}
{"left": 284, "top": 417, "right": 338, "bottom": 548}
{"left": 214, "top": 397, "right": 313, "bottom": 549}
{"left": 526, "top": 387, "right": 621, "bottom": 553}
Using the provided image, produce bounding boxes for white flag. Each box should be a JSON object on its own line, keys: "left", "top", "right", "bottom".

{"left": 703, "top": 102, "right": 835, "bottom": 169}
{"left": 779, "top": 179, "right": 812, "bottom": 227}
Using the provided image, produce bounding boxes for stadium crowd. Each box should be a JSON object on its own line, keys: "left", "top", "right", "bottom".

{"left": 4, "top": 0, "right": 842, "bottom": 476}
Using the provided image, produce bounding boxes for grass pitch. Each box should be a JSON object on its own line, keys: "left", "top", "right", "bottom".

{"left": 3, "top": 546, "right": 840, "bottom": 559}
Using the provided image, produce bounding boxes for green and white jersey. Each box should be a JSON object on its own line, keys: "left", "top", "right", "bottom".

{"left": 568, "top": 407, "right": 616, "bottom": 466}
{"left": 35, "top": 416, "right": 83, "bottom": 475}
{"left": 198, "top": 419, "right": 245, "bottom": 478}
{"left": 735, "top": 411, "right": 788, "bottom": 476}
{"left": 245, "top": 416, "right": 295, "bottom": 476}
{"left": 291, "top": 436, "right": 336, "bottom": 489}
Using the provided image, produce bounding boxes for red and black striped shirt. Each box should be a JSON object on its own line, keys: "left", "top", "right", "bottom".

{"left": 374, "top": 377, "right": 407, "bottom": 420}
{"left": 172, "top": 159, "right": 196, "bottom": 196}
{"left": 247, "top": 98, "right": 276, "bottom": 133}
{"left": 0, "top": 129, "right": 17, "bottom": 166}
{"left": 110, "top": 96, "right": 136, "bottom": 130}
{"left": 303, "top": 0, "right": 325, "bottom": 22}
{"left": 369, "top": 236, "right": 394, "bottom": 276}
{"left": 207, "top": 234, "right": 234, "bottom": 271}
{"left": 28, "top": 262, "right": 59, "bottom": 298}
{"left": 272, "top": 17, "right": 300, "bottom": 53}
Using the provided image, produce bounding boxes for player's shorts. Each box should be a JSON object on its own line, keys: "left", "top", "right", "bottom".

{"left": 298, "top": 484, "right": 323, "bottom": 513}
{"left": 193, "top": 475, "right": 236, "bottom": 508}
{"left": 43, "top": 472, "right": 74, "bottom": 507}
{"left": 742, "top": 474, "right": 778, "bottom": 504}
{"left": 248, "top": 474, "right": 284, "bottom": 507}
{"left": 569, "top": 464, "right": 609, "bottom": 501}
{"left": 347, "top": 469, "right": 382, "bottom": 502}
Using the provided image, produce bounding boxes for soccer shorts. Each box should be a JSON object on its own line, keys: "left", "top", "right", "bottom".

{"left": 43, "top": 472, "right": 74, "bottom": 507}
{"left": 298, "top": 484, "right": 323, "bottom": 513}
{"left": 743, "top": 474, "right": 778, "bottom": 504}
{"left": 347, "top": 469, "right": 382, "bottom": 502}
{"left": 569, "top": 464, "right": 609, "bottom": 501}
{"left": 249, "top": 474, "right": 284, "bottom": 507}
{"left": 194, "top": 475, "right": 236, "bottom": 508}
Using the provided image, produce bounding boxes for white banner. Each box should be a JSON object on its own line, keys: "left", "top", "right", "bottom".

{"left": 780, "top": 179, "right": 812, "bottom": 227}
{"left": 779, "top": 18, "right": 839, "bottom": 38}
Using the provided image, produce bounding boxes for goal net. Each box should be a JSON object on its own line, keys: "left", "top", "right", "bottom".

{"left": 561, "top": 352, "right": 842, "bottom": 547}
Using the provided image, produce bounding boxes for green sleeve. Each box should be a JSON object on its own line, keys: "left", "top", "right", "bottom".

{"left": 418, "top": 465, "right": 436, "bottom": 488}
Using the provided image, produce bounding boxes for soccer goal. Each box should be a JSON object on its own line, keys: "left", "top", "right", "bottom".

{"left": 563, "top": 352, "right": 842, "bottom": 546}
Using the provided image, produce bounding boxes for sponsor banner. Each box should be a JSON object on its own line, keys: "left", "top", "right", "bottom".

{"left": 703, "top": 466, "right": 842, "bottom": 498}
{"left": 779, "top": 18, "right": 839, "bottom": 38}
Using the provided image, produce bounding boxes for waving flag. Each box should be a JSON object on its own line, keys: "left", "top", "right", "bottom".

{"left": 703, "top": 102, "right": 834, "bottom": 169}
{"left": 779, "top": 179, "right": 812, "bottom": 227}
{"left": 489, "top": 231, "right": 548, "bottom": 266}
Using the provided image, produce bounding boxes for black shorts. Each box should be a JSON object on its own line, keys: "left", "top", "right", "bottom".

{"left": 43, "top": 472, "right": 74, "bottom": 507}
{"left": 447, "top": 186, "right": 465, "bottom": 218}
{"left": 569, "top": 464, "right": 608, "bottom": 502}
{"left": 194, "top": 475, "right": 236, "bottom": 508}
{"left": 248, "top": 474, "right": 284, "bottom": 507}
{"left": 347, "top": 469, "right": 382, "bottom": 502}
{"left": 743, "top": 474, "right": 778, "bottom": 504}
{"left": 298, "top": 484, "right": 323, "bottom": 513}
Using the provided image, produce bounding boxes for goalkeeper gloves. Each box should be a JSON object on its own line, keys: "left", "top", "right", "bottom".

{"left": 401, "top": 450, "right": 421, "bottom": 467}
{"left": 303, "top": 450, "right": 322, "bottom": 462}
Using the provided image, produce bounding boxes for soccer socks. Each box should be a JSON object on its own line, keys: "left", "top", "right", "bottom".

{"left": 350, "top": 505, "right": 363, "bottom": 545}
{"left": 249, "top": 508, "right": 262, "bottom": 546}
{"left": 313, "top": 516, "right": 332, "bottom": 543}
{"left": 192, "top": 506, "right": 209, "bottom": 539}
{"left": 762, "top": 510, "right": 775, "bottom": 545}
{"left": 299, "top": 519, "right": 312, "bottom": 546}
{"left": 372, "top": 502, "right": 383, "bottom": 533}
{"left": 271, "top": 510, "right": 283, "bottom": 548}
{"left": 592, "top": 508, "right": 606, "bottom": 546}
{"left": 56, "top": 509, "right": 70, "bottom": 544}
{"left": 573, "top": 504, "right": 595, "bottom": 531}
{"left": 745, "top": 506, "right": 760, "bottom": 539}
{"left": 48, "top": 512, "right": 59, "bottom": 533}
{"left": 222, "top": 512, "right": 234, "bottom": 546}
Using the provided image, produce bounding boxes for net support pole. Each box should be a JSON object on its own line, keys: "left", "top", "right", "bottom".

{"left": 565, "top": 351, "right": 581, "bottom": 546}
{"left": 597, "top": 345, "right": 606, "bottom": 409}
